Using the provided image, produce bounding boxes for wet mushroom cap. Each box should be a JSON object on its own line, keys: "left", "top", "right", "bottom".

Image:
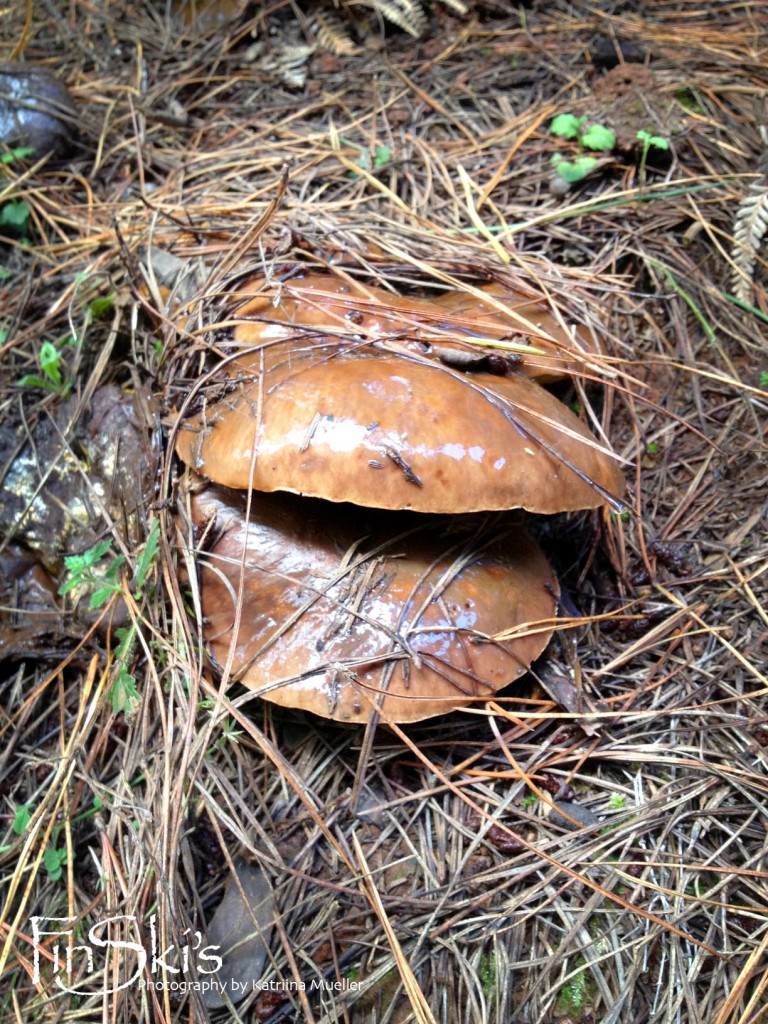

{"left": 189, "top": 483, "right": 559, "bottom": 723}
{"left": 175, "top": 341, "right": 624, "bottom": 513}
{"left": 230, "top": 272, "right": 593, "bottom": 382}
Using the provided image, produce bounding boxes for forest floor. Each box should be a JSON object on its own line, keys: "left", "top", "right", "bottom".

{"left": 1, "top": 2, "right": 767, "bottom": 1022}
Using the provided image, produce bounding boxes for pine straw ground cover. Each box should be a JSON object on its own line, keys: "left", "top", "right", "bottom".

{"left": 1, "top": 1, "right": 767, "bottom": 1022}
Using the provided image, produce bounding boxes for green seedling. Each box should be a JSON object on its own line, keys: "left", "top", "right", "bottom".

{"left": 1, "top": 801, "right": 34, "bottom": 852}
{"left": 345, "top": 139, "right": 394, "bottom": 176}
{"left": 18, "top": 336, "right": 76, "bottom": 396}
{"left": 607, "top": 793, "right": 627, "bottom": 810}
{"left": 1, "top": 146, "right": 36, "bottom": 165}
{"left": 60, "top": 523, "right": 161, "bottom": 714}
{"left": 550, "top": 113, "right": 615, "bottom": 185}
{"left": 0, "top": 199, "right": 30, "bottom": 232}
{"left": 636, "top": 129, "right": 670, "bottom": 152}
{"left": 373, "top": 144, "right": 391, "bottom": 167}
{"left": 13, "top": 802, "right": 34, "bottom": 834}
{"left": 43, "top": 845, "right": 68, "bottom": 882}
{"left": 1, "top": 147, "right": 36, "bottom": 239}
{"left": 551, "top": 113, "right": 615, "bottom": 151}
{"left": 760, "top": 371, "right": 768, "bottom": 389}
{"left": 636, "top": 129, "right": 670, "bottom": 182}
{"left": 133, "top": 518, "right": 161, "bottom": 598}
{"left": 59, "top": 539, "right": 125, "bottom": 610}
{"left": 88, "top": 293, "right": 116, "bottom": 321}
{"left": 108, "top": 626, "right": 141, "bottom": 714}
{"left": 200, "top": 697, "right": 245, "bottom": 750}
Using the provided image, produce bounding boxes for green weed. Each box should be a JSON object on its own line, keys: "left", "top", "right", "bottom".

{"left": 478, "top": 952, "right": 497, "bottom": 998}
{"left": 59, "top": 539, "right": 126, "bottom": 610}
{"left": 58, "top": 519, "right": 161, "bottom": 714}
{"left": 17, "top": 336, "right": 77, "bottom": 397}
{"left": 555, "top": 962, "right": 594, "bottom": 1017}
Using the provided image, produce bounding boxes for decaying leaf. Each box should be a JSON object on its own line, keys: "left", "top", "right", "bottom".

{"left": 201, "top": 856, "right": 275, "bottom": 1009}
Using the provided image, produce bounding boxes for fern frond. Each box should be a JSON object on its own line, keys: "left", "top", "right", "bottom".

{"left": 730, "top": 188, "right": 768, "bottom": 304}
{"left": 309, "top": 0, "right": 468, "bottom": 41}
{"left": 369, "top": 0, "right": 428, "bottom": 37}
{"left": 310, "top": 9, "right": 359, "bottom": 54}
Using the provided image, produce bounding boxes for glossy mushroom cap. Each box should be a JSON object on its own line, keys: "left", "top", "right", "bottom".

{"left": 189, "top": 483, "right": 559, "bottom": 723}
{"left": 175, "top": 341, "right": 624, "bottom": 514}
{"left": 230, "top": 272, "right": 594, "bottom": 382}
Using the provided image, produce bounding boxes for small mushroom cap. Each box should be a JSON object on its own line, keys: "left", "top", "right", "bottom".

{"left": 175, "top": 341, "right": 624, "bottom": 513}
{"left": 189, "top": 483, "right": 559, "bottom": 723}
{"left": 0, "top": 63, "right": 76, "bottom": 156}
{"left": 230, "top": 273, "right": 592, "bottom": 382}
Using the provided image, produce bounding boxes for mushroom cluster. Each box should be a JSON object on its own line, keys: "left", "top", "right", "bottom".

{"left": 175, "top": 268, "right": 624, "bottom": 723}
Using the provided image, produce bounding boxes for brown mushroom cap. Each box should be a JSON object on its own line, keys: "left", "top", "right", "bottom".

{"left": 175, "top": 341, "right": 624, "bottom": 513}
{"left": 230, "top": 273, "right": 593, "bottom": 382}
{"left": 189, "top": 483, "right": 559, "bottom": 723}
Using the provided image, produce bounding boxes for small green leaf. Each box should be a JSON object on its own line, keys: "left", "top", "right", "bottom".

{"left": 1, "top": 146, "right": 36, "bottom": 164}
{"left": 646, "top": 440, "right": 659, "bottom": 455}
{"left": 43, "top": 846, "right": 68, "bottom": 881}
{"left": 0, "top": 267, "right": 13, "bottom": 280}
{"left": 104, "top": 555, "right": 126, "bottom": 582}
{"left": 760, "top": 371, "right": 768, "bottom": 388}
{"left": 555, "top": 156, "right": 598, "bottom": 183}
{"left": 580, "top": 124, "right": 616, "bottom": 151}
{"left": 109, "top": 667, "right": 141, "bottom": 715}
{"left": 373, "top": 145, "right": 392, "bottom": 167}
{"left": 89, "top": 294, "right": 116, "bottom": 320}
{"left": 39, "top": 340, "right": 62, "bottom": 386}
{"left": 675, "top": 88, "right": 704, "bottom": 113}
{"left": 134, "top": 519, "right": 160, "bottom": 593}
{"left": 114, "top": 625, "right": 137, "bottom": 662}
{"left": 636, "top": 129, "right": 669, "bottom": 151}
{"left": 0, "top": 200, "right": 31, "bottom": 229}
{"left": 550, "top": 113, "right": 584, "bottom": 139}
{"left": 13, "top": 803, "right": 34, "bottom": 834}
{"left": 59, "top": 540, "right": 115, "bottom": 591}
{"left": 17, "top": 374, "right": 50, "bottom": 391}
{"left": 89, "top": 584, "right": 120, "bottom": 609}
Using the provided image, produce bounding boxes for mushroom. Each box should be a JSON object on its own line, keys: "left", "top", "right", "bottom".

{"left": 229, "top": 272, "right": 595, "bottom": 381}
{"left": 175, "top": 339, "right": 624, "bottom": 513}
{"left": 188, "top": 483, "right": 559, "bottom": 723}
{"left": 0, "top": 63, "right": 76, "bottom": 157}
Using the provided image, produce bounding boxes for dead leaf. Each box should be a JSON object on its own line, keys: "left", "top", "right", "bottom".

{"left": 201, "top": 856, "right": 274, "bottom": 1009}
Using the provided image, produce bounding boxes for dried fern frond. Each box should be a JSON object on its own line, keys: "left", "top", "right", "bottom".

{"left": 368, "top": 0, "right": 428, "bottom": 37}
{"left": 308, "top": 0, "right": 467, "bottom": 46}
{"left": 730, "top": 97, "right": 768, "bottom": 305}
{"left": 731, "top": 190, "right": 768, "bottom": 304}
{"left": 310, "top": 9, "right": 359, "bottom": 54}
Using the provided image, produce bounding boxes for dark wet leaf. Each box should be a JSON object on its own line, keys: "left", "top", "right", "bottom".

{"left": 201, "top": 856, "right": 274, "bottom": 1009}
{"left": 549, "top": 801, "right": 600, "bottom": 832}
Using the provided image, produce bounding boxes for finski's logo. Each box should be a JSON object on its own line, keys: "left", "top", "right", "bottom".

{"left": 30, "top": 915, "right": 223, "bottom": 995}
